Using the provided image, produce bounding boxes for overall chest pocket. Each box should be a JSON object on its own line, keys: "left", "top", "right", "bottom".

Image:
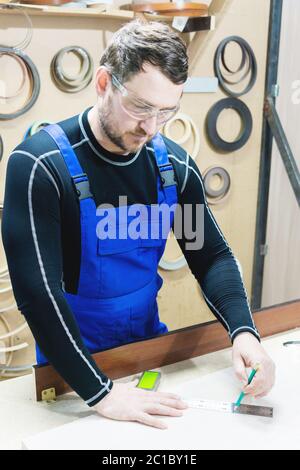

{"left": 97, "top": 229, "right": 163, "bottom": 298}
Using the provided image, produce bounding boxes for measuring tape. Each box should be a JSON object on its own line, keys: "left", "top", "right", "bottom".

{"left": 185, "top": 398, "right": 273, "bottom": 418}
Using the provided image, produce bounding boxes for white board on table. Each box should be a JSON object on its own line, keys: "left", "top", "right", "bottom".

{"left": 22, "top": 346, "right": 300, "bottom": 450}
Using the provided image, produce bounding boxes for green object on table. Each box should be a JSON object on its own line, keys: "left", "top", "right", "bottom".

{"left": 234, "top": 367, "right": 259, "bottom": 409}
{"left": 136, "top": 370, "right": 161, "bottom": 391}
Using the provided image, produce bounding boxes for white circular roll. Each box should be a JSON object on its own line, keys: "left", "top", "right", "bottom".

{"left": 164, "top": 116, "right": 192, "bottom": 145}
{"left": 158, "top": 255, "right": 187, "bottom": 271}
{"left": 0, "top": 322, "right": 28, "bottom": 340}
{"left": 163, "top": 112, "right": 200, "bottom": 161}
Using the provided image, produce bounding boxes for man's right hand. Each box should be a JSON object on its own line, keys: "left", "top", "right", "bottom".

{"left": 92, "top": 380, "right": 188, "bottom": 430}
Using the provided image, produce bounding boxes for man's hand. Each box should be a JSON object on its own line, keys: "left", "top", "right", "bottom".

{"left": 232, "top": 332, "right": 275, "bottom": 398}
{"left": 93, "top": 380, "right": 188, "bottom": 430}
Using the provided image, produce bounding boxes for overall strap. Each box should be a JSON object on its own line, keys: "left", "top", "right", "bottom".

{"left": 42, "top": 124, "right": 93, "bottom": 201}
{"left": 151, "top": 133, "right": 178, "bottom": 206}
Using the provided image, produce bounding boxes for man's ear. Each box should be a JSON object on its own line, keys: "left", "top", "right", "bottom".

{"left": 95, "top": 66, "right": 111, "bottom": 97}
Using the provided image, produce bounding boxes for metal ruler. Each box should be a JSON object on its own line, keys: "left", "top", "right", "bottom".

{"left": 185, "top": 399, "right": 273, "bottom": 418}
{"left": 283, "top": 341, "right": 300, "bottom": 346}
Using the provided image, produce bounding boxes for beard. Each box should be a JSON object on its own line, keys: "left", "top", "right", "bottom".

{"left": 97, "top": 97, "right": 151, "bottom": 154}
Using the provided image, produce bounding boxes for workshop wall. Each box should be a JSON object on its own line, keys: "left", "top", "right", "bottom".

{"left": 0, "top": 0, "right": 271, "bottom": 372}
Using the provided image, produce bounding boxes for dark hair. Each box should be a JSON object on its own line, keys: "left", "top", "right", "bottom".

{"left": 100, "top": 20, "right": 188, "bottom": 84}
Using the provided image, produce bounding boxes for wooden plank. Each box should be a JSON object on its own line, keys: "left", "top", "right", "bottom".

{"left": 34, "top": 299, "right": 300, "bottom": 401}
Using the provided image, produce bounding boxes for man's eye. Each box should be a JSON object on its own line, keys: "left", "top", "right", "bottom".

{"left": 133, "top": 104, "right": 150, "bottom": 112}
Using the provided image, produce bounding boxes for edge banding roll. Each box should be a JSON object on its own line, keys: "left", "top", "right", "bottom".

{"left": 161, "top": 113, "right": 200, "bottom": 269}
{"left": 0, "top": 52, "right": 28, "bottom": 100}
{"left": 23, "top": 120, "right": 53, "bottom": 140}
{"left": 0, "top": 47, "right": 40, "bottom": 121}
{"left": 51, "top": 46, "right": 94, "bottom": 93}
{"left": 158, "top": 229, "right": 188, "bottom": 271}
{"left": 202, "top": 166, "right": 231, "bottom": 205}
{"left": 0, "top": 4, "right": 33, "bottom": 51}
{"left": 206, "top": 97, "right": 253, "bottom": 152}
{"left": 214, "top": 36, "right": 257, "bottom": 97}
{"left": 159, "top": 255, "right": 187, "bottom": 271}
{"left": 163, "top": 112, "right": 200, "bottom": 161}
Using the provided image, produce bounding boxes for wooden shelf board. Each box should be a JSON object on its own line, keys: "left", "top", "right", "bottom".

{"left": 0, "top": 4, "right": 173, "bottom": 21}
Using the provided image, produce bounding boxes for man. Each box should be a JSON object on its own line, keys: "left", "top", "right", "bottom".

{"left": 2, "top": 20, "right": 275, "bottom": 430}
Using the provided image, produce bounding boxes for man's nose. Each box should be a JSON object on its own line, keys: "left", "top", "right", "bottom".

{"left": 138, "top": 115, "right": 158, "bottom": 136}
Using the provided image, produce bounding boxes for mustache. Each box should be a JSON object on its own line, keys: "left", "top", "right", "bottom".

{"left": 132, "top": 130, "right": 155, "bottom": 140}
{"left": 133, "top": 131, "right": 147, "bottom": 137}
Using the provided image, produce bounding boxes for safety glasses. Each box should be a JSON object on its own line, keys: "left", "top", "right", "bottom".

{"left": 111, "top": 73, "right": 180, "bottom": 125}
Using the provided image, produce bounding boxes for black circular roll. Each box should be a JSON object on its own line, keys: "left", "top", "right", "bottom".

{"left": 206, "top": 98, "right": 253, "bottom": 152}
{"left": 214, "top": 36, "right": 257, "bottom": 97}
{"left": 0, "top": 135, "right": 3, "bottom": 162}
{"left": 203, "top": 167, "right": 231, "bottom": 199}
{"left": 0, "top": 47, "right": 40, "bottom": 121}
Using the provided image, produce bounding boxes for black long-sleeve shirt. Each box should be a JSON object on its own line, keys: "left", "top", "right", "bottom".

{"left": 1, "top": 108, "right": 260, "bottom": 407}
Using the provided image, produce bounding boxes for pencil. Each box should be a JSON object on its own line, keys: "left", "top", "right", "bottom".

{"left": 234, "top": 365, "right": 260, "bottom": 409}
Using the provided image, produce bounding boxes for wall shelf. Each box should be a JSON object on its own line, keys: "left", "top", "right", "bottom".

{"left": 0, "top": 3, "right": 172, "bottom": 21}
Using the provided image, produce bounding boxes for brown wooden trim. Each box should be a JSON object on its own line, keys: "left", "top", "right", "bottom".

{"left": 34, "top": 299, "right": 300, "bottom": 401}
{"left": 123, "top": 3, "right": 209, "bottom": 17}
{"left": 0, "top": 5, "right": 173, "bottom": 21}
{"left": 20, "top": 0, "right": 71, "bottom": 5}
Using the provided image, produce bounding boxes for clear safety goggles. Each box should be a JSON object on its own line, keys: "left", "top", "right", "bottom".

{"left": 111, "top": 74, "right": 180, "bottom": 125}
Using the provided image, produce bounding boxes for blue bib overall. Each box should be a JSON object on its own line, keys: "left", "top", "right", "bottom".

{"left": 36, "top": 124, "right": 178, "bottom": 365}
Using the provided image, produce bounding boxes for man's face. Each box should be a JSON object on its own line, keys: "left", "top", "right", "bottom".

{"left": 97, "top": 63, "right": 184, "bottom": 154}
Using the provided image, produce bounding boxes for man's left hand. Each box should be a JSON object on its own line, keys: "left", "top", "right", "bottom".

{"left": 232, "top": 332, "right": 275, "bottom": 399}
